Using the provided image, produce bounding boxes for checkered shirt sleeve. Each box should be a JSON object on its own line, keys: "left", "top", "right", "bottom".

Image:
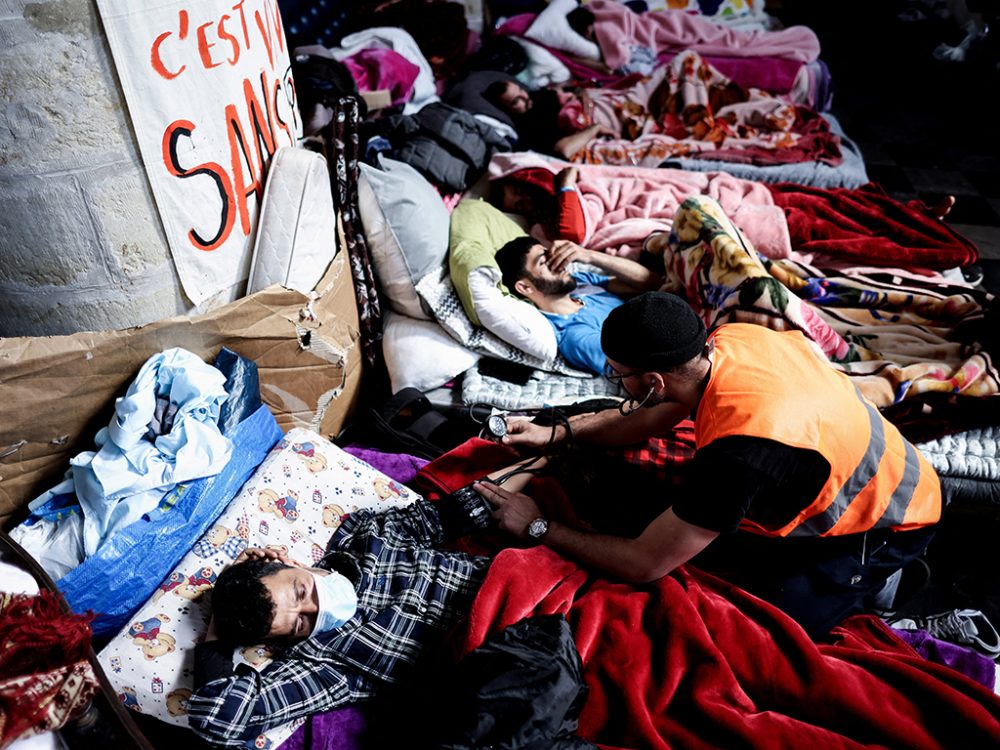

{"left": 187, "top": 501, "right": 489, "bottom": 747}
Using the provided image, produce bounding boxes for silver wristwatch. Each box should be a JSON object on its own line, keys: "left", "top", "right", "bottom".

{"left": 527, "top": 517, "right": 549, "bottom": 539}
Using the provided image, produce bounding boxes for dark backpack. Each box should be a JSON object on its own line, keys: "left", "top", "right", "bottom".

{"left": 291, "top": 52, "right": 368, "bottom": 120}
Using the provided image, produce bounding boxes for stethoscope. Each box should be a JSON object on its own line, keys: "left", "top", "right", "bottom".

{"left": 618, "top": 385, "right": 655, "bottom": 417}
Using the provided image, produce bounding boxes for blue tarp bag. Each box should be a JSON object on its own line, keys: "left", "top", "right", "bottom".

{"left": 58, "top": 403, "right": 282, "bottom": 638}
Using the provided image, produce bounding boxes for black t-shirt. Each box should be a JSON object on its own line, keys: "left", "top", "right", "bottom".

{"left": 672, "top": 435, "right": 831, "bottom": 534}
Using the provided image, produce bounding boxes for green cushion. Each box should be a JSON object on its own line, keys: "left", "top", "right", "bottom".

{"left": 448, "top": 199, "right": 527, "bottom": 326}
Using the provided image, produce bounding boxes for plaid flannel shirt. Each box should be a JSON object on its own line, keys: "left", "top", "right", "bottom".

{"left": 187, "top": 500, "right": 490, "bottom": 747}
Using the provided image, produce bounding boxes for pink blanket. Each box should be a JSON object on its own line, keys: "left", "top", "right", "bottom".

{"left": 342, "top": 48, "right": 420, "bottom": 108}
{"left": 489, "top": 152, "right": 792, "bottom": 260}
{"left": 589, "top": 0, "right": 821, "bottom": 70}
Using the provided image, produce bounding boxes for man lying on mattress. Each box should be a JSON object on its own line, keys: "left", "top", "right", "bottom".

{"left": 475, "top": 292, "right": 943, "bottom": 639}
{"left": 494, "top": 235, "right": 662, "bottom": 374}
{"left": 185, "top": 485, "right": 508, "bottom": 746}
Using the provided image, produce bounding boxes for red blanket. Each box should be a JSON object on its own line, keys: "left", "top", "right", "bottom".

{"left": 414, "top": 440, "right": 1000, "bottom": 749}
{"left": 458, "top": 548, "right": 1000, "bottom": 749}
{"left": 769, "top": 182, "right": 979, "bottom": 270}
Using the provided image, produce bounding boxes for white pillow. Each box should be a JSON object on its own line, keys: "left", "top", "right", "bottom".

{"left": 524, "top": 0, "right": 601, "bottom": 61}
{"left": 358, "top": 156, "right": 450, "bottom": 320}
{"left": 382, "top": 310, "right": 480, "bottom": 392}
{"left": 467, "top": 266, "right": 558, "bottom": 362}
{"left": 98, "top": 430, "right": 417, "bottom": 746}
{"left": 514, "top": 38, "right": 572, "bottom": 88}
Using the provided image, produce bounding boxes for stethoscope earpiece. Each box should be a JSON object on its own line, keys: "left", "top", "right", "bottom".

{"left": 619, "top": 387, "right": 655, "bottom": 417}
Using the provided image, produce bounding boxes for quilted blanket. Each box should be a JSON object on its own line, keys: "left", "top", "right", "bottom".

{"left": 460, "top": 359, "right": 622, "bottom": 411}
{"left": 918, "top": 425, "right": 1000, "bottom": 481}
{"left": 658, "top": 195, "right": 998, "bottom": 407}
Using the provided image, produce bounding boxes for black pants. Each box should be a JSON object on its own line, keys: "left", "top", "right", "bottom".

{"left": 691, "top": 525, "right": 937, "bottom": 639}
{"left": 551, "top": 447, "right": 936, "bottom": 639}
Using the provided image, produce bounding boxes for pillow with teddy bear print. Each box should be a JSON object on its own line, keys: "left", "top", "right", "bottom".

{"left": 98, "top": 428, "right": 417, "bottom": 748}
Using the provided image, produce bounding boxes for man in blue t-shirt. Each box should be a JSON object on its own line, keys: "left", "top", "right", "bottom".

{"left": 494, "top": 236, "right": 663, "bottom": 374}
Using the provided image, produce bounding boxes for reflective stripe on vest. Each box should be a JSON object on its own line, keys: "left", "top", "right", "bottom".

{"left": 789, "top": 385, "right": 921, "bottom": 537}
{"left": 695, "top": 325, "right": 941, "bottom": 538}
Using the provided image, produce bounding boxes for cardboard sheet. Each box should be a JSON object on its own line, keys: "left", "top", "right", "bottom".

{"left": 0, "top": 245, "right": 362, "bottom": 527}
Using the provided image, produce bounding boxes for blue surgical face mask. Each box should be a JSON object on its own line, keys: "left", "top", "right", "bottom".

{"left": 311, "top": 570, "right": 357, "bottom": 635}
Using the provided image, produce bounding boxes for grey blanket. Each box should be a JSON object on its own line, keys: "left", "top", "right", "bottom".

{"left": 918, "top": 426, "right": 1000, "bottom": 481}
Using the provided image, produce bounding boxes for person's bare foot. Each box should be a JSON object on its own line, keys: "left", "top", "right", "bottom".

{"left": 928, "top": 194, "right": 956, "bottom": 219}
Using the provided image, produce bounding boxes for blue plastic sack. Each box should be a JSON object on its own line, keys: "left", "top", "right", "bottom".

{"left": 214, "top": 347, "right": 262, "bottom": 434}
{"left": 59, "top": 404, "right": 282, "bottom": 638}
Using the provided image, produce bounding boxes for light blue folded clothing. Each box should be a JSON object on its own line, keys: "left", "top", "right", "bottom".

{"left": 27, "top": 347, "right": 232, "bottom": 559}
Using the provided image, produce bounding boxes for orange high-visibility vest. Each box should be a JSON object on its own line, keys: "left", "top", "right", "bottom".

{"left": 694, "top": 324, "right": 941, "bottom": 537}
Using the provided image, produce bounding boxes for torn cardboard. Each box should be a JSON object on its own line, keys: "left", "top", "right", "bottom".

{"left": 0, "top": 246, "right": 362, "bottom": 527}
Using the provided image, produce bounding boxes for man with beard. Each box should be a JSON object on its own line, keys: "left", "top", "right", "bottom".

{"left": 493, "top": 236, "right": 662, "bottom": 374}
{"left": 474, "top": 292, "right": 942, "bottom": 638}
{"left": 483, "top": 79, "right": 617, "bottom": 158}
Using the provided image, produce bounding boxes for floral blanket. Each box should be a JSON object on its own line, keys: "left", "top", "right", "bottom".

{"left": 574, "top": 51, "right": 841, "bottom": 168}
{"left": 654, "top": 196, "right": 998, "bottom": 406}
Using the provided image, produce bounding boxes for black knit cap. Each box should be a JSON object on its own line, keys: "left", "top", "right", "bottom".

{"left": 601, "top": 292, "right": 707, "bottom": 371}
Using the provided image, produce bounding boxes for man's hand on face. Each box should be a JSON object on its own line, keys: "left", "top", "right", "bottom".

{"left": 473, "top": 480, "right": 543, "bottom": 542}
{"left": 232, "top": 546, "right": 299, "bottom": 568}
{"left": 547, "top": 240, "right": 592, "bottom": 274}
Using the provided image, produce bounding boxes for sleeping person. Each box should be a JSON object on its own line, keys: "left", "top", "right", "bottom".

{"left": 493, "top": 165, "right": 588, "bottom": 245}
{"left": 485, "top": 50, "right": 840, "bottom": 168}
{"left": 494, "top": 235, "right": 662, "bottom": 374}
{"left": 483, "top": 77, "right": 616, "bottom": 158}
{"left": 186, "top": 490, "right": 512, "bottom": 746}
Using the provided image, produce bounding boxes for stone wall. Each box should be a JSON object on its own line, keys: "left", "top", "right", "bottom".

{"left": 0, "top": 0, "right": 189, "bottom": 336}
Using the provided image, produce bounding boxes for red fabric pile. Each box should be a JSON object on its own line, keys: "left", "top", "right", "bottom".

{"left": 459, "top": 547, "right": 1000, "bottom": 749}
{"left": 770, "top": 181, "right": 979, "bottom": 269}
{"left": 0, "top": 590, "right": 98, "bottom": 746}
{"left": 415, "top": 438, "right": 1000, "bottom": 749}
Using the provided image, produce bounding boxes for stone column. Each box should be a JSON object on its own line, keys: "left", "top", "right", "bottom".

{"left": 0, "top": 0, "right": 190, "bottom": 336}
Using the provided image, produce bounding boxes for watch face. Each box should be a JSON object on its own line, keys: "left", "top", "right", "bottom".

{"left": 528, "top": 518, "right": 548, "bottom": 538}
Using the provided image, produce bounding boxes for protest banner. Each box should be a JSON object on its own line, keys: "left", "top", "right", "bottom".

{"left": 97, "top": 0, "right": 302, "bottom": 304}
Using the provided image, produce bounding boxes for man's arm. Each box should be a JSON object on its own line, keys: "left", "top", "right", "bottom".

{"left": 474, "top": 481, "right": 718, "bottom": 582}
{"left": 503, "top": 400, "right": 689, "bottom": 449}
{"left": 546, "top": 240, "right": 662, "bottom": 294}
{"left": 554, "top": 167, "right": 587, "bottom": 243}
{"left": 553, "top": 123, "right": 616, "bottom": 160}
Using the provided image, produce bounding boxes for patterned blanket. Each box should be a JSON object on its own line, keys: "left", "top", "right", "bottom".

{"left": 675, "top": 113, "right": 869, "bottom": 189}
{"left": 574, "top": 51, "right": 841, "bottom": 169}
{"left": 657, "top": 195, "right": 999, "bottom": 407}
